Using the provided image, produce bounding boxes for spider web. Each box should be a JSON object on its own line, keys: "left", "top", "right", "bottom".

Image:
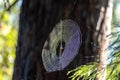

{"left": 42, "top": 19, "right": 82, "bottom": 72}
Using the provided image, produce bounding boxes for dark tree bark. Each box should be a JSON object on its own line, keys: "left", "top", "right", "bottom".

{"left": 12, "top": 0, "right": 113, "bottom": 80}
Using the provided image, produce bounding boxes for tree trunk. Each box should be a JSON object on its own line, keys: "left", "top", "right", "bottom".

{"left": 97, "top": 0, "right": 113, "bottom": 80}
{"left": 12, "top": 0, "right": 113, "bottom": 80}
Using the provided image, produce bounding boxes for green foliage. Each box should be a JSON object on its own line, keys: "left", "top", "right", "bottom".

{"left": 67, "top": 62, "right": 98, "bottom": 80}
{"left": 0, "top": 23, "right": 17, "bottom": 80}
{"left": 106, "top": 26, "right": 120, "bottom": 80}
{"left": 68, "top": 25, "right": 120, "bottom": 80}
{"left": 0, "top": 0, "right": 20, "bottom": 79}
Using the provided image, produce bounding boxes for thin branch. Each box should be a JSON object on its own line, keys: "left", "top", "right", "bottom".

{"left": 6, "top": 0, "right": 18, "bottom": 11}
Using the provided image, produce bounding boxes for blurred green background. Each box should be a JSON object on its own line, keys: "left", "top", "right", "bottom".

{"left": 0, "top": 0, "right": 21, "bottom": 80}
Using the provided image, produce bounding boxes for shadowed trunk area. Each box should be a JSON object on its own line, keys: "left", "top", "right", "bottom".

{"left": 12, "top": 0, "right": 112, "bottom": 80}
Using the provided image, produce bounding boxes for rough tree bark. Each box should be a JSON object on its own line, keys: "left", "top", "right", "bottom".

{"left": 97, "top": 0, "right": 113, "bottom": 80}
{"left": 12, "top": 0, "right": 113, "bottom": 80}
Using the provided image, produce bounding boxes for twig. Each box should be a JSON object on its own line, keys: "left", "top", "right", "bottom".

{"left": 6, "top": 0, "right": 18, "bottom": 11}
